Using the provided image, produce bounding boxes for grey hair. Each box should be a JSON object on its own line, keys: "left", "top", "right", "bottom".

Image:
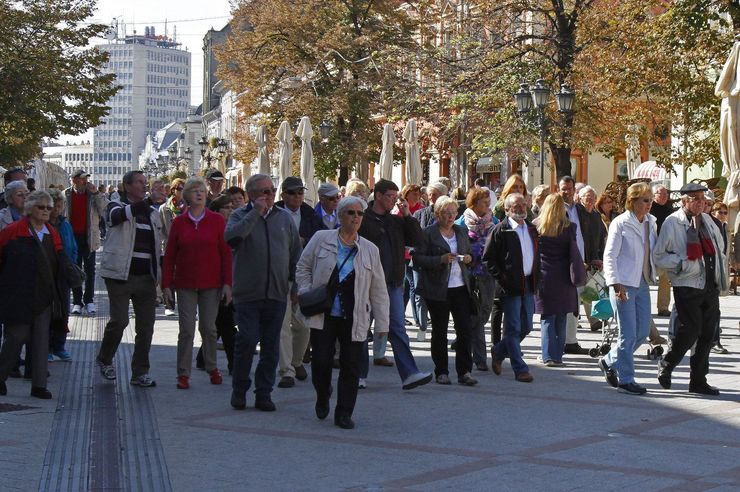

{"left": 47, "top": 187, "right": 65, "bottom": 205}
{"left": 427, "top": 182, "right": 448, "bottom": 196}
{"left": 504, "top": 192, "right": 525, "bottom": 210}
{"left": 245, "top": 173, "right": 272, "bottom": 194}
{"left": 578, "top": 185, "right": 596, "bottom": 199}
{"left": 4, "top": 180, "right": 28, "bottom": 198}
{"left": 337, "top": 195, "right": 367, "bottom": 215}
{"left": 433, "top": 195, "right": 458, "bottom": 215}
{"left": 182, "top": 177, "right": 207, "bottom": 203}
{"left": 652, "top": 183, "right": 668, "bottom": 193}
{"left": 24, "top": 190, "right": 52, "bottom": 216}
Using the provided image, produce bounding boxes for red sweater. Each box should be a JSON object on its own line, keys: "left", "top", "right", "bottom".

{"left": 161, "top": 209, "right": 232, "bottom": 290}
{"left": 70, "top": 190, "right": 88, "bottom": 235}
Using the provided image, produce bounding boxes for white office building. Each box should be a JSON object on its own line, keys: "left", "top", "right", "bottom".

{"left": 93, "top": 27, "right": 191, "bottom": 186}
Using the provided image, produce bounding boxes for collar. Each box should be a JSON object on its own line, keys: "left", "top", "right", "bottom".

{"left": 188, "top": 209, "right": 206, "bottom": 223}
{"left": 319, "top": 205, "right": 336, "bottom": 218}
{"left": 507, "top": 216, "right": 526, "bottom": 230}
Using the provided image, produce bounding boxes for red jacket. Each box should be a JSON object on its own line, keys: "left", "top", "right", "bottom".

{"left": 162, "top": 209, "right": 232, "bottom": 290}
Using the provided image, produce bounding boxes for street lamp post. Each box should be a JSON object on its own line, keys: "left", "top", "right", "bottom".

{"left": 514, "top": 79, "right": 576, "bottom": 184}
{"left": 199, "top": 136, "right": 214, "bottom": 168}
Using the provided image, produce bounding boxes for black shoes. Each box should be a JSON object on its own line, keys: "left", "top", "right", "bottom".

{"left": 255, "top": 397, "right": 276, "bottom": 412}
{"left": 598, "top": 358, "right": 618, "bottom": 388}
{"left": 0, "top": 381, "right": 6, "bottom": 396}
{"left": 618, "top": 382, "right": 647, "bottom": 395}
{"left": 31, "top": 386, "right": 52, "bottom": 399}
{"left": 294, "top": 365, "right": 308, "bottom": 381}
{"left": 334, "top": 414, "right": 355, "bottom": 429}
{"left": 657, "top": 360, "right": 672, "bottom": 389}
{"left": 315, "top": 396, "right": 330, "bottom": 420}
{"left": 278, "top": 376, "right": 295, "bottom": 388}
{"left": 564, "top": 343, "right": 590, "bottom": 355}
{"left": 231, "top": 390, "right": 246, "bottom": 410}
{"left": 688, "top": 383, "right": 720, "bottom": 396}
{"left": 590, "top": 321, "right": 603, "bottom": 332}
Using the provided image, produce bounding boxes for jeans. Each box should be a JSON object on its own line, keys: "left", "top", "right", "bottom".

{"left": 311, "top": 316, "right": 364, "bottom": 419}
{"left": 540, "top": 314, "right": 567, "bottom": 363}
{"left": 404, "top": 265, "right": 428, "bottom": 332}
{"left": 471, "top": 274, "right": 495, "bottom": 365}
{"left": 427, "top": 287, "right": 473, "bottom": 377}
{"left": 98, "top": 275, "right": 157, "bottom": 378}
{"left": 605, "top": 279, "right": 651, "bottom": 384}
{"left": 73, "top": 234, "right": 96, "bottom": 305}
{"left": 494, "top": 293, "right": 534, "bottom": 375}
{"left": 386, "top": 284, "right": 422, "bottom": 381}
{"left": 232, "top": 299, "right": 287, "bottom": 398}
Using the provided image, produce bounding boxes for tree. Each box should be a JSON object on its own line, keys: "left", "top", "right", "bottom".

{"left": 218, "top": 0, "right": 423, "bottom": 183}
{"left": 0, "top": 0, "right": 118, "bottom": 165}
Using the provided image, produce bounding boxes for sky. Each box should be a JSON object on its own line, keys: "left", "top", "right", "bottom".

{"left": 61, "top": 0, "right": 233, "bottom": 143}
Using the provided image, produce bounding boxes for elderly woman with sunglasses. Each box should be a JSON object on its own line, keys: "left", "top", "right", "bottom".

{"left": 296, "top": 196, "right": 389, "bottom": 429}
{"left": 162, "top": 177, "right": 233, "bottom": 390}
{"left": 0, "top": 181, "right": 29, "bottom": 230}
{"left": 598, "top": 183, "right": 657, "bottom": 395}
{"left": 0, "top": 191, "right": 66, "bottom": 399}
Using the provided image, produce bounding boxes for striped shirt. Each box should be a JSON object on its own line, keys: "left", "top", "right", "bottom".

{"left": 108, "top": 197, "right": 156, "bottom": 276}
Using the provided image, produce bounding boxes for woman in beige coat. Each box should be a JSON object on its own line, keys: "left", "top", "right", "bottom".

{"left": 296, "top": 195, "right": 389, "bottom": 429}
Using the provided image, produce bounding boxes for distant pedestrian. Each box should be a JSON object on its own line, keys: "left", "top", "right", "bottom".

{"left": 205, "top": 169, "right": 225, "bottom": 205}
{"left": 0, "top": 166, "right": 28, "bottom": 210}
{"left": 0, "top": 181, "right": 29, "bottom": 230}
{"left": 48, "top": 188, "right": 77, "bottom": 362}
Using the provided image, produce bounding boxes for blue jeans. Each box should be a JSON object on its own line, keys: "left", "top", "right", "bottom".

{"left": 540, "top": 314, "right": 567, "bottom": 363}
{"left": 73, "top": 234, "right": 96, "bottom": 305}
{"left": 605, "top": 279, "right": 650, "bottom": 384}
{"left": 410, "top": 268, "right": 428, "bottom": 331}
{"left": 232, "top": 299, "right": 287, "bottom": 398}
{"left": 494, "top": 293, "right": 534, "bottom": 375}
{"left": 387, "top": 284, "right": 421, "bottom": 381}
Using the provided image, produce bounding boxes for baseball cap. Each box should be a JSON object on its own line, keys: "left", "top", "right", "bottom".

{"left": 318, "top": 182, "right": 340, "bottom": 197}
{"left": 206, "top": 169, "right": 225, "bottom": 180}
{"left": 281, "top": 176, "right": 306, "bottom": 192}
{"left": 72, "top": 169, "right": 90, "bottom": 179}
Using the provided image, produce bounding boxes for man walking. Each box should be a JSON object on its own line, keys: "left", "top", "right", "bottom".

{"left": 315, "top": 182, "right": 341, "bottom": 231}
{"left": 653, "top": 183, "right": 727, "bottom": 395}
{"left": 651, "top": 184, "right": 675, "bottom": 316}
{"left": 226, "top": 174, "right": 302, "bottom": 411}
{"left": 96, "top": 170, "right": 163, "bottom": 387}
{"left": 274, "top": 177, "right": 315, "bottom": 388}
{"left": 483, "top": 193, "right": 539, "bottom": 382}
{"left": 65, "top": 169, "right": 108, "bottom": 315}
{"left": 360, "top": 179, "right": 432, "bottom": 390}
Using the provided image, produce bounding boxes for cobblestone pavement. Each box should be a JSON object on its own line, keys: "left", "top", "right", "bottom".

{"left": 1, "top": 286, "right": 739, "bottom": 491}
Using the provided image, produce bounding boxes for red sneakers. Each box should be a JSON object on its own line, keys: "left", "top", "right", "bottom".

{"left": 209, "top": 369, "right": 223, "bottom": 385}
{"left": 177, "top": 375, "right": 190, "bottom": 389}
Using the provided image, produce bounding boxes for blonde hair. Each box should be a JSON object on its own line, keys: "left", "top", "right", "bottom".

{"left": 345, "top": 179, "right": 369, "bottom": 200}
{"left": 182, "top": 177, "right": 207, "bottom": 204}
{"left": 433, "top": 195, "right": 458, "bottom": 216}
{"left": 625, "top": 183, "right": 652, "bottom": 212}
{"left": 501, "top": 174, "right": 527, "bottom": 199}
{"left": 536, "top": 194, "right": 570, "bottom": 237}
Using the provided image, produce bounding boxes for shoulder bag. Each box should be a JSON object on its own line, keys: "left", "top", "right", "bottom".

{"left": 299, "top": 246, "right": 357, "bottom": 317}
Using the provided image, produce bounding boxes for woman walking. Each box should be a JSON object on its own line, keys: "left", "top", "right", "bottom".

{"left": 533, "top": 194, "right": 579, "bottom": 366}
{"left": 296, "top": 196, "right": 389, "bottom": 429}
{"left": 414, "top": 196, "right": 477, "bottom": 386}
{"left": 162, "top": 177, "right": 232, "bottom": 389}
{"left": 599, "top": 183, "right": 657, "bottom": 395}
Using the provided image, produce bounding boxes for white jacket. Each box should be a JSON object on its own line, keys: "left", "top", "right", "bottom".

{"left": 603, "top": 211, "right": 658, "bottom": 288}
{"left": 653, "top": 208, "right": 728, "bottom": 291}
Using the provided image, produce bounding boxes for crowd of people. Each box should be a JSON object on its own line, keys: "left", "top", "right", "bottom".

{"left": 0, "top": 164, "right": 735, "bottom": 429}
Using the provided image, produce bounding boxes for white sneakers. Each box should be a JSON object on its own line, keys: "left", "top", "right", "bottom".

{"left": 71, "top": 304, "right": 82, "bottom": 315}
{"left": 164, "top": 308, "right": 176, "bottom": 316}
{"left": 402, "top": 372, "right": 432, "bottom": 390}
{"left": 85, "top": 303, "right": 96, "bottom": 314}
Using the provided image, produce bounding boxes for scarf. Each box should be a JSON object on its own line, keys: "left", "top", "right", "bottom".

{"left": 463, "top": 208, "right": 496, "bottom": 277}
{"left": 686, "top": 213, "right": 715, "bottom": 261}
{"left": 165, "top": 196, "right": 185, "bottom": 217}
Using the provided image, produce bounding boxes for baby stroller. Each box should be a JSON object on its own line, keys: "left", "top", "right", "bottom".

{"left": 582, "top": 270, "right": 615, "bottom": 358}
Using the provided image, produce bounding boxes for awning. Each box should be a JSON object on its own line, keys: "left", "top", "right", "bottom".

{"left": 225, "top": 167, "right": 241, "bottom": 180}
{"left": 633, "top": 161, "right": 666, "bottom": 181}
{"left": 476, "top": 155, "right": 502, "bottom": 173}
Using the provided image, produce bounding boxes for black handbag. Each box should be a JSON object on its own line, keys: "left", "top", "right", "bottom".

{"left": 299, "top": 246, "right": 357, "bottom": 317}
{"left": 60, "top": 251, "right": 85, "bottom": 289}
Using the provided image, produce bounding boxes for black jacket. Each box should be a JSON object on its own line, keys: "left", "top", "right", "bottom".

{"left": 274, "top": 200, "right": 320, "bottom": 245}
{"left": 482, "top": 218, "right": 540, "bottom": 297}
{"left": 575, "top": 203, "right": 606, "bottom": 265}
{"left": 359, "top": 202, "right": 423, "bottom": 287}
{"left": 413, "top": 224, "right": 472, "bottom": 302}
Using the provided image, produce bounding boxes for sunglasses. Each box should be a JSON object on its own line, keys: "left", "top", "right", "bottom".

{"left": 258, "top": 187, "right": 277, "bottom": 195}
{"left": 345, "top": 210, "right": 364, "bottom": 217}
{"left": 35, "top": 205, "right": 53, "bottom": 211}
{"left": 323, "top": 195, "right": 340, "bottom": 201}
{"left": 284, "top": 189, "right": 305, "bottom": 196}
{"left": 639, "top": 198, "right": 652, "bottom": 203}
{"left": 174, "top": 187, "right": 184, "bottom": 191}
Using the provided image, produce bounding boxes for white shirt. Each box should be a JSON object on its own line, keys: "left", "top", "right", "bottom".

{"left": 319, "top": 205, "right": 337, "bottom": 229}
{"left": 566, "top": 202, "right": 585, "bottom": 260}
{"left": 442, "top": 233, "right": 465, "bottom": 288}
{"left": 35, "top": 224, "right": 50, "bottom": 242}
{"left": 508, "top": 216, "right": 534, "bottom": 276}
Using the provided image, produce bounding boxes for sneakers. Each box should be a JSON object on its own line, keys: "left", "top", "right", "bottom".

{"left": 177, "top": 375, "right": 190, "bottom": 389}
{"left": 458, "top": 373, "right": 478, "bottom": 386}
{"left": 130, "top": 374, "right": 156, "bottom": 387}
{"left": 436, "top": 374, "right": 451, "bottom": 385}
{"left": 164, "top": 308, "right": 176, "bottom": 316}
{"left": 598, "top": 358, "right": 618, "bottom": 388}
{"left": 52, "top": 350, "right": 72, "bottom": 362}
{"left": 96, "top": 359, "right": 116, "bottom": 380}
{"left": 71, "top": 304, "right": 82, "bottom": 315}
{"left": 402, "top": 371, "right": 432, "bottom": 390}
{"left": 85, "top": 303, "right": 96, "bottom": 315}
{"left": 618, "top": 382, "right": 647, "bottom": 395}
{"left": 209, "top": 369, "right": 223, "bottom": 385}
{"left": 711, "top": 344, "right": 729, "bottom": 355}
{"left": 358, "top": 378, "right": 367, "bottom": 389}
{"left": 416, "top": 330, "right": 426, "bottom": 342}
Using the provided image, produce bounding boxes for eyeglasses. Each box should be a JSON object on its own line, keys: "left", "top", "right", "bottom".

{"left": 174, "top": 187, "right": 184, "bottom": 191}
{"left": 716, "top": 211, "right": 729, "bottom": 215}
{"left": 258, "top": 187, "right": 277, "bottom": 195}
{"left": 284, "top": 189, "right": 305, "bottom": 196}
{"left": 439, "top": 210, "right": 457, "bottom": 217}
{"left": 345, "top": 210, "right": 364, "bottom": 217}
{"left": 35, "top": 205, "right": 53, "bottom": 211}
{"left": 322, "top": 195, "right": 340, "bottom": 201}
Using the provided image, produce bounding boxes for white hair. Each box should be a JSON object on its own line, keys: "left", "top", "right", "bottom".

{"left": 337, "top": 195, "right": 367, "bottom": 215}
{"left": 504, "top": 192, "right": 525, "bottom": 210}
{"left": 578, "top": 185, "right": 596, "bottom": 199}
{"left": 427, "top": 182, "right": 448, "bottom": 196}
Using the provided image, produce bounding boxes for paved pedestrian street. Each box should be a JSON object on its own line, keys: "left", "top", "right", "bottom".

{"left": 1, "top": 286, "right": 739, "bottom": 491}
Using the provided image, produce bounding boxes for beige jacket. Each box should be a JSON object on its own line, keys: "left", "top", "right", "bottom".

{"left": 296, "top": 229, "right": 389, "bottom": 341}
{"left": 64, "top": 187, "right": 108, "bottom": 251}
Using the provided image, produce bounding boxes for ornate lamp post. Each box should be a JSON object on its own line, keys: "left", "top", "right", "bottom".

{"left": 198, "top": 136, "right": 214, "bottom": 168}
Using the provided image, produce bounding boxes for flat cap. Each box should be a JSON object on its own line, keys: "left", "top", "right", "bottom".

{"left": 679, "top": 183, "right": 708, "bottom": 194}
{"left": 281, "top": 176, "right": 305, "bottom": 192}
{"left": 318, "top": 182, "right": 340, "bottom": 197}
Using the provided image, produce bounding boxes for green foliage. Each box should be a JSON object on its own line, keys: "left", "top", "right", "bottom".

{"left": 0, "top": 0, "right": 119, "bottom": 166}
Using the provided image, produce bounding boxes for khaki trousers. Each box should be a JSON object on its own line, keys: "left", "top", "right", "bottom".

{"left": 657, "top": 272, "right": 671, "bottom": 312}
{"left": 278, "top": 287, "right": 309, "bottom": 378}
{"left": 176, "top": 288, "right": 220, "bottom": 376}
